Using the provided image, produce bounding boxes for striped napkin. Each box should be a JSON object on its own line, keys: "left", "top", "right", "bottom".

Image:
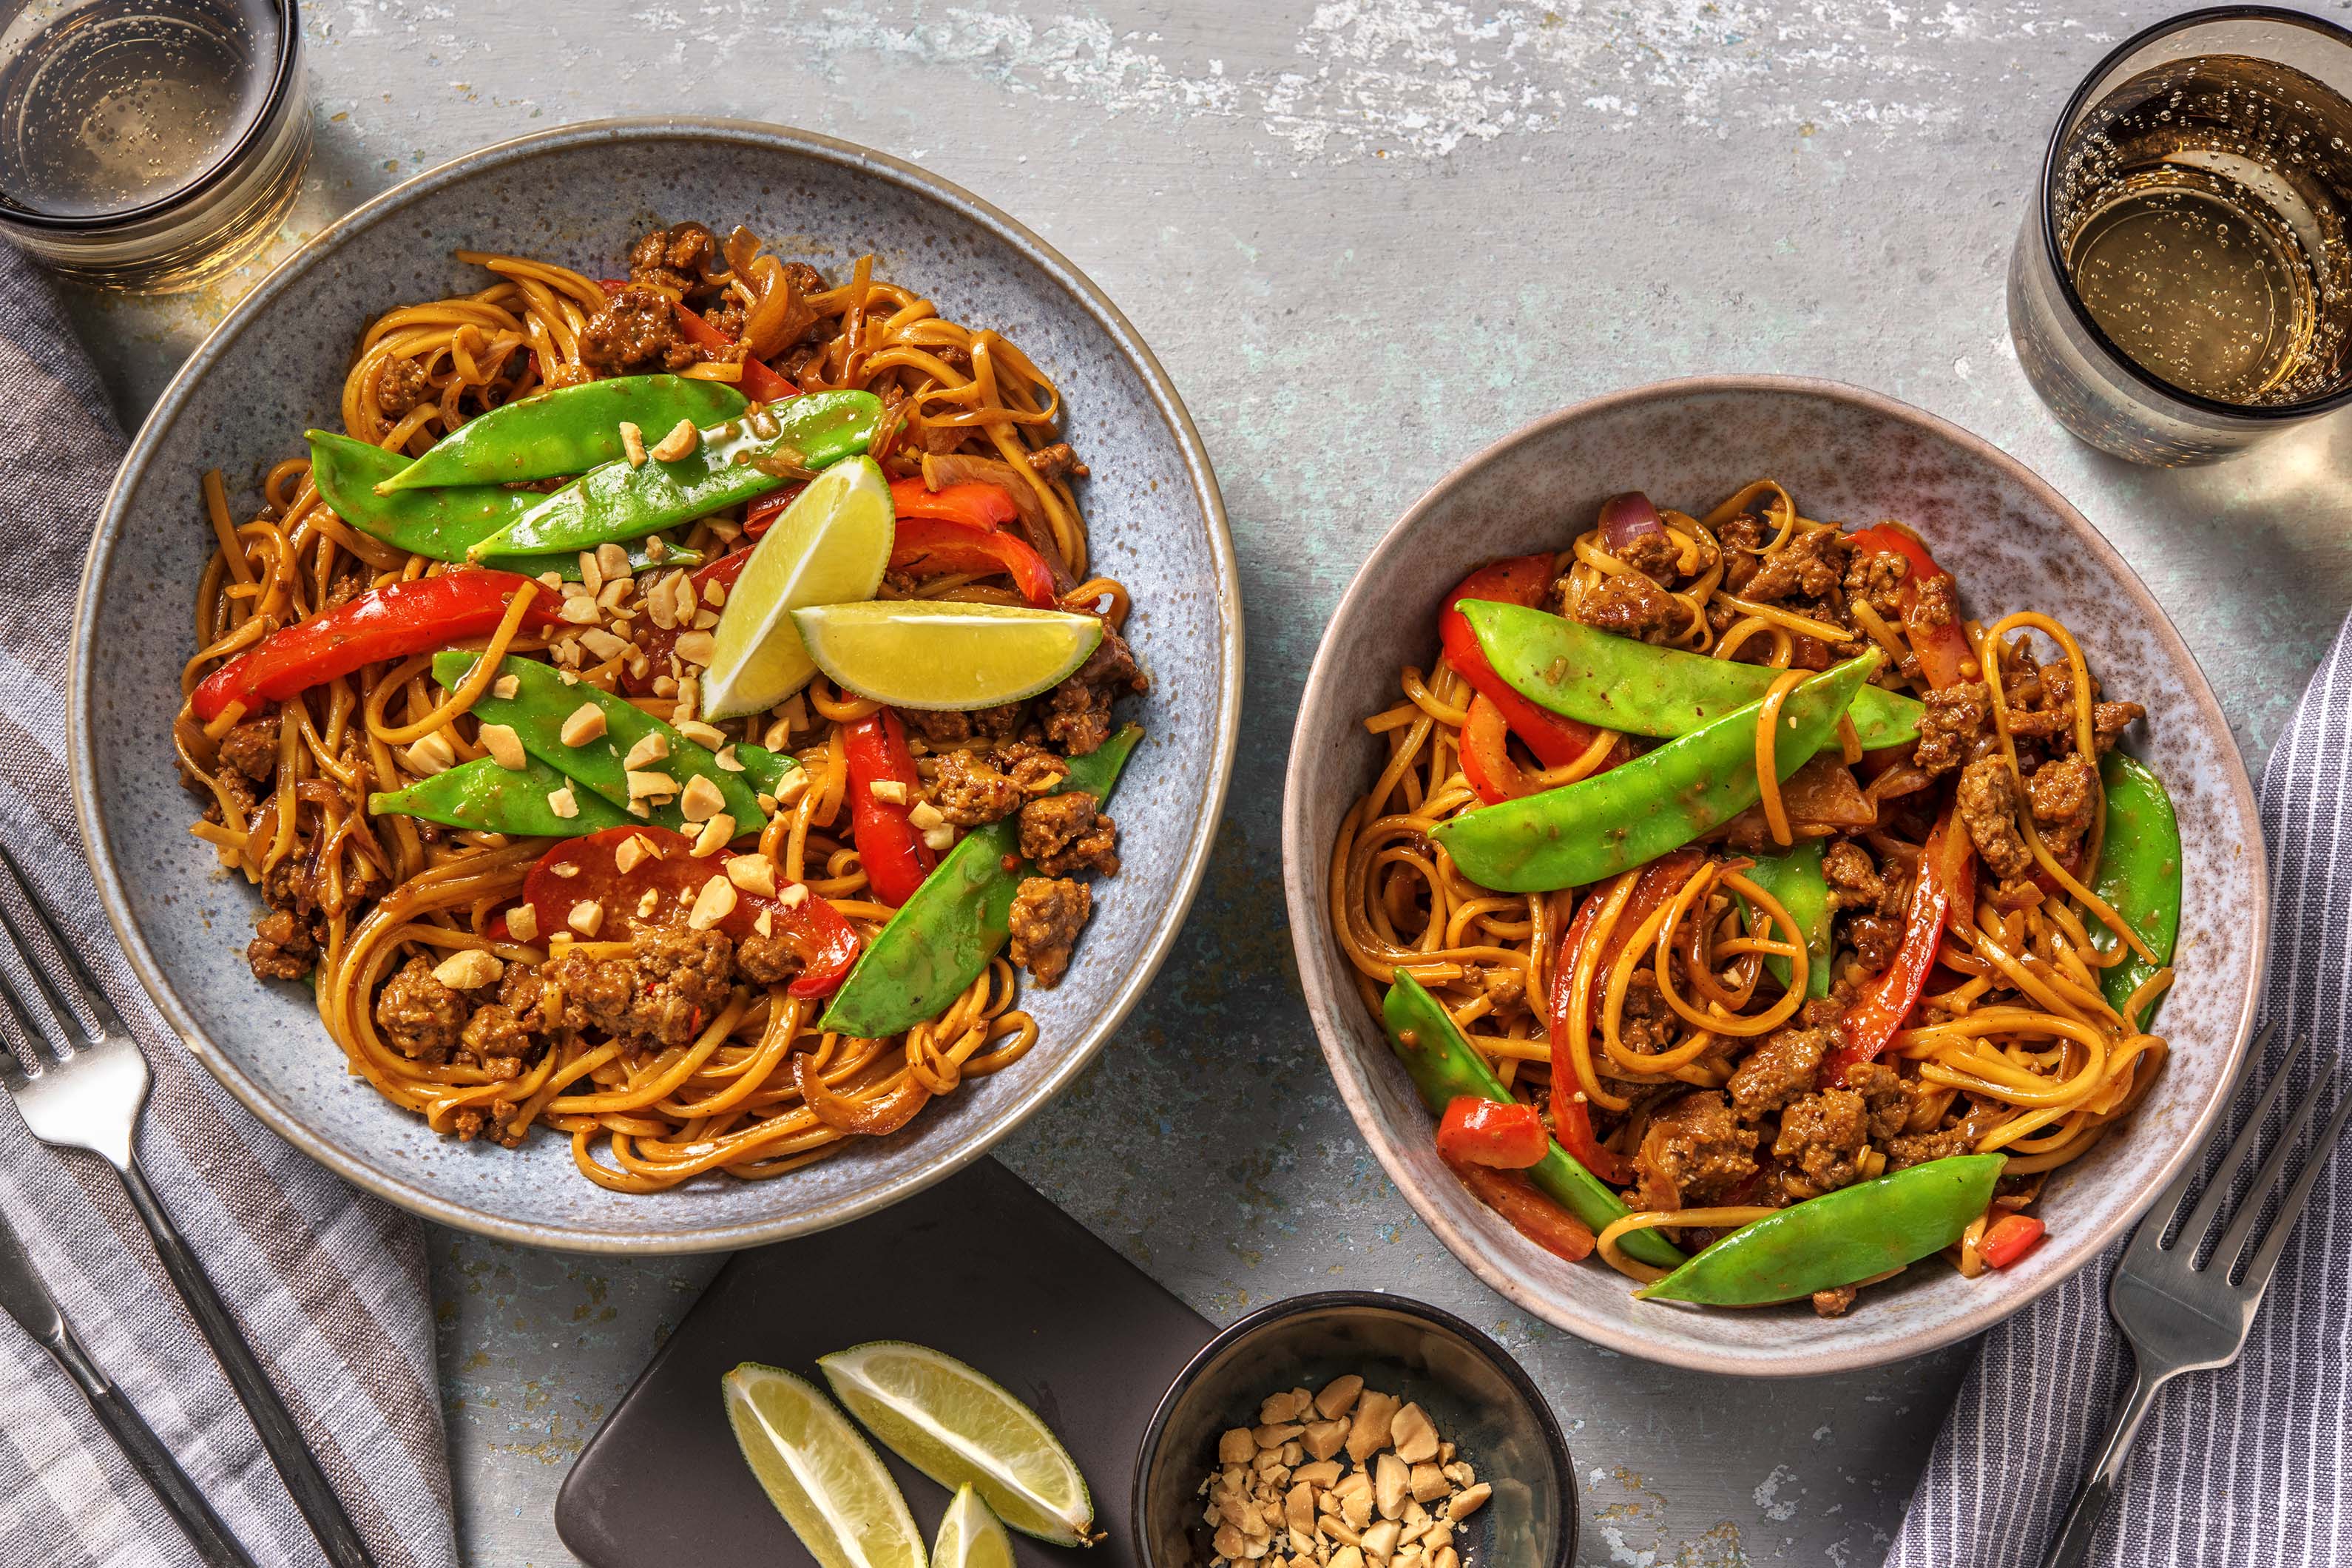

{"left": 1888, "top": 611, "right": 2352, "bottom": 1566}
{"left": 0, "top": 246, "right": 457, "bottom": 1567}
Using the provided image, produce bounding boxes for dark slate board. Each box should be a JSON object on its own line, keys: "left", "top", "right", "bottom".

{"left": 555, "top": 1158, "right": 1215, "bottom": 1567}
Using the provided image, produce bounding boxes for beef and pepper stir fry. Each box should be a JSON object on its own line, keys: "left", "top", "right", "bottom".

{"left": 1334, "top": 481, "right": 2180, "bottom": 1314}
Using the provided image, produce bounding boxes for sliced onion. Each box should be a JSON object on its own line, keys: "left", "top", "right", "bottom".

{"left": 1598, "top": 491, "right": 1666, "bottom": 550}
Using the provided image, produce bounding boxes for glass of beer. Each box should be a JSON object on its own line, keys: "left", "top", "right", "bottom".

{"left": 0, "top": 0, "right": 309, "bottom": 291}
{"left": 2009, "top": 6, "right": 2352, "bottom": 465}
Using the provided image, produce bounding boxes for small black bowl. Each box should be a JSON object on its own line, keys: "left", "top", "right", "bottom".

{"left": 1132, "top": 1291, "right": 1578, "bottom": 1568}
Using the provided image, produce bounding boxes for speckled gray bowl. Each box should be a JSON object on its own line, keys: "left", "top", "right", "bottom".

{"left": 1280, "top": 376, "right": 2265, "bottom": 1376}
{"left": 72, "top": 119, "right": 1240, "bottom": 1252}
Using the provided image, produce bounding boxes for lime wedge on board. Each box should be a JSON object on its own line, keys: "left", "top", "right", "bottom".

{"left": 700, "top": 456, "right": 894, "bottom": 720}
{"left": 721, "top": 1362, "right": 928, "bottom": 1568}
{"left": 818, "top": 1340, "right": 1099, "bottom": 1546}
{"left": 790, "top": 602, "right": 1103, "bottom": 712}
{"left": 932, "top": 1486, "right": 1016, "bottom": 1568}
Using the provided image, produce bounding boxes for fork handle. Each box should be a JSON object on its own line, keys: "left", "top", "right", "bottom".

{"left": 115, "top": 1158, "right": 380, "bottom": 1568}
{"left": 2042, "top": 1355, "right": 2174, "bottom": 1568}
{"left": 47, "top": 1318, "right": 257, "bottom": 1566}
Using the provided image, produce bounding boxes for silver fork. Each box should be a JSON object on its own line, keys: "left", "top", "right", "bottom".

{"left": 0, "top": 842, "right": 377, "bottom": 1568}
{"left": 2042, "top": 1021, "right": 2352, "bottom": 1567}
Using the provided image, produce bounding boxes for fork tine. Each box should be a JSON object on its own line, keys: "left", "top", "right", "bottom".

{"left": 0, "top": 840, "right": 120, "bottom": 1038}
{"left": 2234, "top": 1084, "right": 2352, "bottom": 1300}
{"left": 2209, "top": 1067, "right": 2331, "bottom": 1277}
{"left": 2174, "top": 1031, "right": 2305, "bottom": 1260}
{"left": 2126, "top": 1021, "right": 2277, "bottom": 1267}
{"left": 0, "top": 927, "right": 69, "bottom": 1064}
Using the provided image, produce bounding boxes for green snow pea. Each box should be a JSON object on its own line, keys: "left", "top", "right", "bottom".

{"left": 1460, "top": 599, "right": 1923, "bottom": 750}
{"left": 471, "top": 389, "right": 883, "bottom": 561}
{"left": 820, "top": 725, "right": 1143, "bottom": 1041}
{"left": 1430, "top": 652, "right": 1879, "bottom": 893}
{"left": 308, "top": 432, "right": 701, "bottom": 578}
{"left": 368, "top": 756, "right": 630, "bottom": 837}
{"left": 1638, "top": 1153, "right": 2005, "bottom": 1305}
{"left": 432, "top": 652, "right": 794, "bottom": 832}
{"left": 376, "top": 375, "right": 749, "bottom": 493}
{"left": 2089, "top": 751, "right": 2182, "bottom": 1025}
{"left": 1740, "top": 840, "right": 1833, "bottom": 999}
{"left": 1381, "top": 973, "right": 1684, "bottom": 1269}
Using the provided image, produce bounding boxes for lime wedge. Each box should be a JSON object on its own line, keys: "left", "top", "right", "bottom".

{"left": 722, "top": 1362, "right": 928, "bottom": 1568}
{"left": 818, "top": 1341, "right": 1099, "bottom": 1547}
{"left": 791, "top": 602, "right": 1104, "bottom": 711}
{"left": 933, "top": 1487, "right": 1016, "bottom": 1568}
{"left": 701, "top": 456, "right": 894, "bottom": 720}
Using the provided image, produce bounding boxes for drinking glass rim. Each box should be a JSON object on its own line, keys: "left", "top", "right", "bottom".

{"left": 2036, "top": 1, "right": 2352, "bottom": 423}
{"left": 0, "top": 0, "right": 302, "bottom": 232}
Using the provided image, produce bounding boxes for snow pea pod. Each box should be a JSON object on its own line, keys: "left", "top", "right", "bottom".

{"left": 377, "top": 375, "right": 748, "bottom": 493}
{"left": 2090, "top": 751, "right": 2181, "bottom": 1024}
{"left": 308, "top": 432, "right": 701, "bottom": 578}
{"left": 1431, "top": 652, "right": 1878, "bottom": 893}
{"left": 432, "top": 652, "right": 794, "bottom": 831}
{"left": 1459, "top": 600, "right": 1922, "bottom": 750}
{"left": 1380, "top": 972, "right": 1684, "bottom": 1270}
{"left": 472, "top": 389, "right": 883, "bottom": 561}
{"left": 820, "top": 725, "right": 1143, "bottom": 1041}
{"left": 1638, "top": 1153, "right": 2005, "bottom": 1305}
{"left": 368, "top": 756, "right": 630, "bottom": 836}
{"left": 1740, "top": 841, "right": 1833, "bottom": 999}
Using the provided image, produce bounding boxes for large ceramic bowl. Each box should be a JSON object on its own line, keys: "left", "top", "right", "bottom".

{"left": 73, "top": 119, "right": 1240, "bottom": 1252}
{"left": 1280, "top": 376, "right": 2265, "bottom": 1376}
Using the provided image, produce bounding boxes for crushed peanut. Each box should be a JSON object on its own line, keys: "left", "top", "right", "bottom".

{"left": 686, "top": 874, "right": 737, "bottom": 930}
{"left": 649, "top": 418, "right": 700, "bottom": 462}
{"left": 478, "top": 722, "right": 527, "bottom": 771}
{"left": 674, "top": 629, "right": 717, "bottom": 667}
{"left": 560, "top": 702, "right": 608, "bottom": 746}
{"left": 1197, "top": 1378, "right": 1488, "bottom": 1568}
{"left": 431, "top": 950, "right": 504, "bottom": 990}
{"left": 725, "top": 854, "right": 777, "bottom": 896}
{"left": 680, "top": 774, "right": 727, "bottom": 822}
{"left": 715, "top": 744, "right": 745, "bottom": 773}
{"left": 692, "top": 814, "right": 734, "bottom": 856}
{"left": 624, "top": 731, "right": 669, "bottom": 769}
{"left": 626, "top": 769, "right": 678, "bottom": 802}
{"left": 402, "top": 732, "right": 456, "bottom": 777}
{"left": 778, "top": 883, "right": 809, "bottom": 909}
{"left": 596, "top": 541, "right": 632, "bottom": 581}
{"left": 546, "top": 786, "right": 579, "bottom": 820}
{"left": 504, "top": 903, "right": 539, "bottom": 942}
{"left": 869, "top": 779, "right": 908, "bottom": 805}
{"left": 614, "top": 833, "right": 657, "bottom": 874}
{"left": 567, "top": 900, "right": 604, "bottom": 936}
{"left": 578, "top": 626, "right": 631, "bottom": 662}
{"left": 619, "top": 420, "right": 648, "bottom": 467}
{"left": 579, "top": 551, "right": 605, "bottom": 596}
{"left": 676, "top": 717, "right": 727, "bottom": 748}
{"left": 492, "top": 674, "right": 521, "bottom": 700}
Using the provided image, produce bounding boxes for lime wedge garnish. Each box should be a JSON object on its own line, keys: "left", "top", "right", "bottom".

{"left": 818, "top": 1341, "right": 1099, "bottom": 1547}
{"left": 790, "top": 602, "right": 1104, "bottom": 711}
{"left": 933, "top": 1487, "right": 1016, "bottom": 1568}
{"left": 722, "top": 1362, "right": 929, "bottom": 1568}
{"left": 701, "top": 456, "right": 894, "bottom": 720}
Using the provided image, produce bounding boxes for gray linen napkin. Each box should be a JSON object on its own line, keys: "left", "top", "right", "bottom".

{"left": 1888, "top": 611, "right": 2352, "bottom": 1566}
{"left": 0, "top": 246, "right": 457, "bottom": 1567}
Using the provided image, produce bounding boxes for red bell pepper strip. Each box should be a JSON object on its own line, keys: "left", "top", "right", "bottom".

{"left": 192, "top": 570, "right": 559, "bottom": 723}
{"left": 840, "top": 711, "right": 936, "bottom": 907}
{"left": 1543, "top": 848, "right": 1706, "bottom": 1185}
{"left": 1442, "top": 1152, "right": 1596, "bottom": 1262}
{"left": 1980, "top": 1213, "right": 2047, "bottom": 1270}
{"left": 521, "top": 825, "right": 860, "bottom": 998}
{"left": 888, "top": 476, "right": 1018, "bottom": 533}
{"left": 1457, "top": 695, "right": 1540, "bottom": 804}
{"left": 1438, "top": 556, "right": 1609, "bottom": 768}
{"left": 743, "top": 484, "right": 808, "bottom": 538}
{"left": 889, "top": 516, "right": 1058, "bottom": 609}
{"left": 598, "top": 279, "right": 798, "bottom": 404}
{"left": 1826, "top": 802, "right": 1976, "bottom": 1086}
{"left": 1849, "top": 525, "right": 1972, "bottom": 692}
{"left": 1434, "top": 1096, "right": 1550, "bottom": 1169}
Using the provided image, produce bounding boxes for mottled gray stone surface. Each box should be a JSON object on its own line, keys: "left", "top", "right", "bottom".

{"left": 61, "top": 1, "right": 2352, "bottom": 1564}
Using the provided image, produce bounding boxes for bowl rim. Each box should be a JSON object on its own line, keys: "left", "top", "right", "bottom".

{"left": 1129, "top": 1288, "right": 1579, "bottom": 1568}
{"left": 70, "top": 115, "right": 1243, "bottom": 1253}
{"left": 1278, "top": 373, "right": 2268, "bottom": 1376}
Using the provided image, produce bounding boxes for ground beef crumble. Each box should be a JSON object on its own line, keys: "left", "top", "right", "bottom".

{"left": 1017, "top": 792, "right": 1118, "bottom": 877}
{"left": 581, "top": 283, "right": 699, "bottom": 376}
{"left": 1956, "top": 757, "right": 2035, "bottom": 879}
{"left": 1008, "top": 876, "right": 1089, "bottom": 986}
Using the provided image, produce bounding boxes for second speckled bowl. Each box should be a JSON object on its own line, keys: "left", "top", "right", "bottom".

{"left": 73, "top": 120, "right": 1240, "bottom": 1253}
{"left": 1280, "top": 376, "right": 2265, "bottom": 1376}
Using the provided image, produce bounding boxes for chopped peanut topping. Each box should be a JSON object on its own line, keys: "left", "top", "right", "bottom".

{"left": 619, "top": 420, "right": 648, "bottom": 467}
{"left": 691, "top": 814, "right": 734, "bottom": 856}
{"left": 715, "top": 744, "right": 745, "bottom": 773}
{"left": 624, "top": 732, "right": 669, "bottom": 769}
{"left": 778, "top": 883, "right": 809, "bottom": 908}
{"left": 547, "top": 786, "right": 579, "bottom": 820}
{"left": 557, "top": 596, "right": 601, "bottom": 626}
{"left": 477, "top": 723, "right": 527, "bottom": 771}
{"left": 636, "top": 888, "right": 660, "bottom": 918}
{"left": 567, "top": 901, "right": 605, "bottom": 936}
{"left": 680, "top": 774, "right": 727, "bottom": 822}
{"left": 403, "top": 733, "right": 456, "bottom": 777}
{"left": 674, "top": 630, "right": 717, "bottom": 667}
{"left": 650, "top": 419, "right": 700, "bottom": 462}
{"left": 578, "top": 626, "right": 630, "bottom": 662}
{"left": 774, "top": 771, "right": 811, "bottom": 805}
{"left": 560, "top": 702, "right": 608, "bottom": 746}
{"left": 432, "top": 950, "right": 504, "bottom": 990}
{"left": 578, "top": 551, "right": 604, "bottom": 595}
{"left": 686, "top": 875, "right": 736, "bottom": 930}
{"left": 626, "top": 769, "right": 678, "bottom": 802}
{"left": 754, "top": 908, "right": 774, "bottom": 937}
{"left": 725, "top": 854, "right": 777, "bottom": 896}
{"left": 504, "top": 903, "right": 539, "bottom": 941}
{"left": 675, "top": 717, "right": 726, "bottom": 748}
{"left": 492, "top": 674, "right": 521, "bottom": 700}
{"left": 907, "top": 800, "right": 945, "bottom": 831}
{"left": 920, "top": 825, "right": 955, "bottom": 853}
{"left": 868, "top": 780, "right": 908, "bottom": 805}
{"left": 613, "top": 833, "right": 656, "bottom": 873}
{"left": 596, "top": 541, "right": 632, "bottom": 581}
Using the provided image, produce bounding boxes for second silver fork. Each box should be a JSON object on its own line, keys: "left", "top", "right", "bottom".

{"left": 0, "top": 840, "right": 377, "bottom": 1568}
